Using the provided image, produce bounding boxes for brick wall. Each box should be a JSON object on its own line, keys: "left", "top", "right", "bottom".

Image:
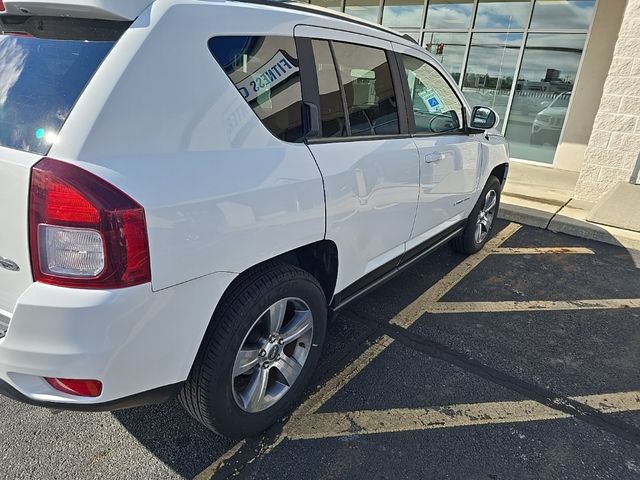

{"left": 575, "top": 0, "right": 640, "bottom": 200}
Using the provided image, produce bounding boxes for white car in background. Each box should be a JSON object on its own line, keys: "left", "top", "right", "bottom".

{"left": 0, "top": 0, "right": 509, "bottom": 438}
{"left": 531, "top": 92, "right": 571, "bottom": 146}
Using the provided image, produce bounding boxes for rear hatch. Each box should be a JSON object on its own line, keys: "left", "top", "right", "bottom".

{"left": 0, "top": 14, "right": 130, "bottom": 315}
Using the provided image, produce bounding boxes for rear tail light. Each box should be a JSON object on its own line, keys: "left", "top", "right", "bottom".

{"left": 29, "top": 158, "right": 151, "bottom": 289}
{"left": 0, "top": 1, "right": 5, "bottom": 12}
{"left": 45, "top": 378, "right": 103, "bottom": 397}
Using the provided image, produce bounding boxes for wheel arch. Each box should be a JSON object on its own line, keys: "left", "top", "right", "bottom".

{"left": 490, "top": 162, "right": 509, "bottom": 189}
{"left": 271, "top": 240, "right": 339, "bottom": 304}
{"left": 213, "top": 240, "right": 339, "bottom": 321}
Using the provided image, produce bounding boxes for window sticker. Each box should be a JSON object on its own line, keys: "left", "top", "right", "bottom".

{"left": 235, "top": 50, "right": 299, "bottom": 103}
{"left": 417, "top": 85, "right": 445, "bottom": 113}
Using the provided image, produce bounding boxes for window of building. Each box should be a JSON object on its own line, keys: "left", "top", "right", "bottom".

{"left": 331, "top": 42, "right": 400, "bottom": 136}
{"left": 530, "top": 0, "right": 595, "bottom": 30}
{"left": 344, "top": 0, "right": 380, "bottom": 22}
{"left": 505, "top": 33, "right": 586, "bottom": 163}
{"left": 462, "top": 32, "right": 523, "bottom": 130}
{"left": 311, "top": 40, "right": 348, "bottom": 137}
{"left": 425, "top": 0, "right": 474, "bottom": 29}
{"left": 475, "top": 0, "right": 531, "bottom": 29}
{"left": 208, "top": 36, "right": 304, "bottom": 142}
{"left": 382, "top": 0, "right": 425, "bottom": 28}
{"left": 402, "top": 54, "right": 464, "bottom": 134}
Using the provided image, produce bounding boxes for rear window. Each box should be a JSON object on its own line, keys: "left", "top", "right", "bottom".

{"left": 0, "top": 17, "right": 128, "bottom": 155}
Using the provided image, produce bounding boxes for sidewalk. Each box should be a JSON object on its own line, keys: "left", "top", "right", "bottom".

{"left": 499, "top": 162, "right": 640, "bottom": 252}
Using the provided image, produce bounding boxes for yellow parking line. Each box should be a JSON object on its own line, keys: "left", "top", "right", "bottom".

{"left": 193, "top": 441, "right": 245, "bottom": 480}
{"left": 294, "top": 335, "right": 394, "bottom": 416}
{"left": 283, "top": 391, "right": 640, "bottom": 440}
{"left": 391, "top": 223, "right": 522, "bottom": 328}
{"left": 492, "top": 247, "right": 594, "bottom": 255}
{"left": 427, "top": 298, "right": 640, "bottom": 314}
{"left": 576, "top": 391, "right": 640, "bottom": 413}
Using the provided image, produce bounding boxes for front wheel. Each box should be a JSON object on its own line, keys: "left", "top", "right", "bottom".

{"left": 178, "top": 263, "right": 327, "bottom": 438}
{"left": 450, "top": 175, "right": 502, "bottom": 255}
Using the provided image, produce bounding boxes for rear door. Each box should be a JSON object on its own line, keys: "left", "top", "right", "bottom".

{"left": 393, "top": 43, "right": 483, "bottom": 254}
{"left": 0, "top": 15, "right": 128, "bottom": 315}
{"left": 295, "top": 26, "right": 420, "bottom": 297}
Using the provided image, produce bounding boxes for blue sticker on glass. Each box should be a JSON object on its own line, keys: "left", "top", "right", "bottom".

{"left": 428, "top": 97, "right": 440, "bottom": 108}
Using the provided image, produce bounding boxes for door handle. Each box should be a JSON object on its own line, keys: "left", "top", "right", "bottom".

{"left": 425, "top": 152, "right": 445, "bottom": 164}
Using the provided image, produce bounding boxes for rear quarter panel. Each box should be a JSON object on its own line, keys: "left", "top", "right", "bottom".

{"left": 50, "top": 1, "right": 326, "bottom": 291}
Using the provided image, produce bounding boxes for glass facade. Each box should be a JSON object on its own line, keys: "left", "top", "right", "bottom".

{"left": 307, "top": 0, "right": 596, "bottom": 165}
{"left": 463, "top": 32, "right": 522, "bottom": 130}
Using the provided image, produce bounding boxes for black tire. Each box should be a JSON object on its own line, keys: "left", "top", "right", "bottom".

{"left": 178, "top": 263, "right": 327, "bottom": 438}
{"left": 450, "top": 175, "right": 502, "bottom": 255}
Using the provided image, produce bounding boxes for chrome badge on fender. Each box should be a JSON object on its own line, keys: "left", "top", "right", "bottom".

{"left": 0, "top": 256, "right": 20, "bottom": 272}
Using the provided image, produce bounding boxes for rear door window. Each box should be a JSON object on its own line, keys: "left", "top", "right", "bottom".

{"left": 0, "top": 17, "right": 127, "bottom": 155}
{"left": 311, "top": 39, "right": 348, "bottom": 138}
{"left": 209, "top": 36, "right": 304, "bottom": 143}
{"left": 331, "top": 42, "right": 400, "bottom": 137}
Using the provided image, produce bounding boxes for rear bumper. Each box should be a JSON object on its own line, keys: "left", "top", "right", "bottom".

{"left": 0, "top": 378, "right": 183, "bottom": 411}
{"left": 0, "top": 272, "right": 236, "bottom": 409}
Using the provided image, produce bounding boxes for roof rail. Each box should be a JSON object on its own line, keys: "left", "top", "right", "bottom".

{"left": 235, "top": 0, "right": 419, "bottom": 45}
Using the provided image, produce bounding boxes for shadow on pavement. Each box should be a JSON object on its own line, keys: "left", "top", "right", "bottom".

{"left": 111, "top": 220, "right": 640, "bottom": 479}
{"left": 112, "top": 399, "right": 235, "bottom": 478}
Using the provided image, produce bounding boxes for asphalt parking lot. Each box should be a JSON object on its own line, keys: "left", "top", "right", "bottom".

{"left": 2, "top": 221, "right": 640, "bottom": 479}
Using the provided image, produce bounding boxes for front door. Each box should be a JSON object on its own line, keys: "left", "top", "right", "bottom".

{"left": 393, "top": 44, "right": 483, "bottom": 252}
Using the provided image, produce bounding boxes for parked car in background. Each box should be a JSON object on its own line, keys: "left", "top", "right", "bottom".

{"left": 0, "top": 0, "right": 509, "bottom": 438}
{"left": 530, "top": 92, "right": 571, "bottom": 146}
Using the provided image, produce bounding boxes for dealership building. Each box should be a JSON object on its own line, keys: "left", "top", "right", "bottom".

{"left": 306, "top": 0, "right": 640, "bottom": 204}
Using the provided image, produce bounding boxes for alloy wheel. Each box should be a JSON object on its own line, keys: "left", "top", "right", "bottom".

{"left": 475, "top": 189, "right": 497, "bottom": 244}
{"left": 232, "top": 297, "right": 314, "bottom": 413}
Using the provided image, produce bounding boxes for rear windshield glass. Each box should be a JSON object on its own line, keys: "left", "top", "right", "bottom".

{"left": 0, "top": 18, "right": 127, "bottom": 155}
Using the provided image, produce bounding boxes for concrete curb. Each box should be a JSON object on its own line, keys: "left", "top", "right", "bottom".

{"left": 498, "top": 203, "right": 556, "bottom": 230}
{"left": 499, "top": 199, "right": 640, "bottom": 252}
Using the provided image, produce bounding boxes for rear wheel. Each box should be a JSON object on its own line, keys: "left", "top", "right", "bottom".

{"left": 450, "top": 175, "right": 501, "bottom": 255}
{"left": 179, "top": 263, "right": 327, "bottom": 438}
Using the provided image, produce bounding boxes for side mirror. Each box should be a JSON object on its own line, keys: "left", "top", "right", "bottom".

{"left": 470, "top": 106, "right": 498, "bottom": 130}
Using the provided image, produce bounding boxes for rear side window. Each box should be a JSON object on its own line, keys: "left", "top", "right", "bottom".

{"left": 331, "top": 42, "right": 400, "bottom": 137}
{"left": 0, "top": 17, "right": 127, "bottom": 155}
{"left": 209, "top": 36, "right": 304, "bottom": 143}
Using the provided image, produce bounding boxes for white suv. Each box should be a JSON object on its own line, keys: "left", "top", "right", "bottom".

{"left": 0, "top": 0, "right": 508, "bottom": 438}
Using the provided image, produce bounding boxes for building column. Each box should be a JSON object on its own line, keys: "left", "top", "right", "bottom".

{"left": 574, "top": 0, "right": 640, "bottom": 201}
